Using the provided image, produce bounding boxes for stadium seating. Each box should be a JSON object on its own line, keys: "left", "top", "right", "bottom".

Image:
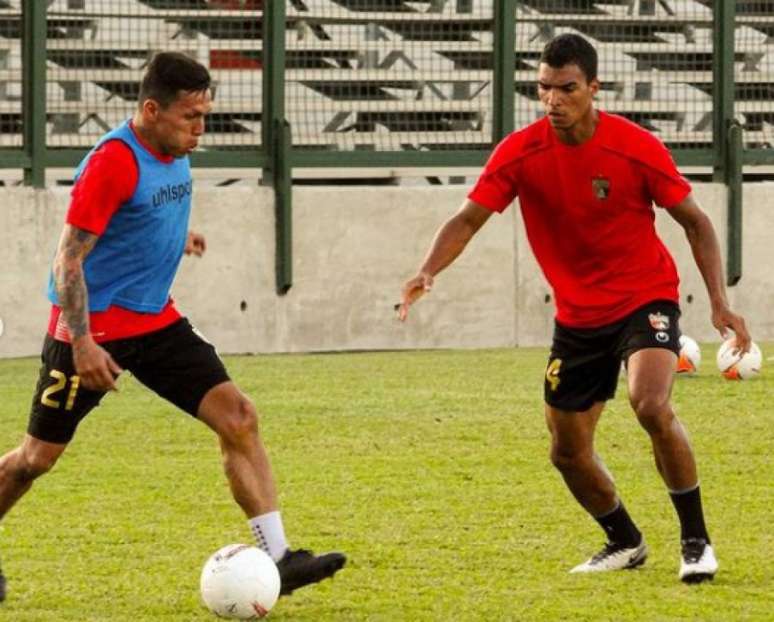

{"left": 0, "top": 0, "right": 773, "bottom": 153}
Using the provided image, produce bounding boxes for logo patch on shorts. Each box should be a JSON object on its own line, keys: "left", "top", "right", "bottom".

{"left": 655, "top": 331, "right": 670, "bottom": 343}
{"left": 648, "top": 312, "right": 670, "bottom": 331}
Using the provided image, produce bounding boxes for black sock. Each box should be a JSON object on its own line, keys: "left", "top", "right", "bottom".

{"left": 669, "top": 485, "right": 710, "bottom": 543}
{"left": 594, "top": 501, "right": 642, "bottom": 547}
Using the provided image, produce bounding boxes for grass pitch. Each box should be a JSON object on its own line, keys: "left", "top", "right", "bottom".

{"left": 0, "top": 345, "right": 771, "bottom": 621}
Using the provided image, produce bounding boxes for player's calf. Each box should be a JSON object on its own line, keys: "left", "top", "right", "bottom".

{"left": 0, "top": 559, "right": 6, "bottom": 603}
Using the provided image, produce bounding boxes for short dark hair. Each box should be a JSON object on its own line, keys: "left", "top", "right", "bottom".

{"left": 139, "top": 52, "right": 211, "bottom": 108}
{"left": 540, "top": 34, "right": 598, "bottom": 82}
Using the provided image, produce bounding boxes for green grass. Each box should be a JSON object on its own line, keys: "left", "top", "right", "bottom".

{"left": 0, "top": 345, "right": 771, "bottom": 621}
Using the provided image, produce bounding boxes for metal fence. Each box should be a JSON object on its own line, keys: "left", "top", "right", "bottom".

{"left": 2, "top": 0, "right": 764, "bottom": 292}
{"left": 287, "top": 2, "right": 495, "bottom": 152}
{"left": 1, "top": 1, "right": 770, "bottom": 182}
{"left": 41, "top": 1, "right": 264, "bottom": 150}
{"left": 522, "top": 1, "right": 715, "bottom": 151}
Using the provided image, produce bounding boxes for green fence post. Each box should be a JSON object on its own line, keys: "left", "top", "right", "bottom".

{"left": 712, "top": 1, "right": 741, "bottom": 285}
{"left": 274, "top": 119, "right": 292, "bottom": 295}
{"left": 492, "top": 0, "right": 516, "bottom": 142}
{"left": 726, "top": 122, "right": 743, "bottom": 286}
{"left": 22, "top": 2, "right": 47, "bottom": 187}
{"left": 262, "top": 1, "right": 291, "bottom": 294}
{"left": 712, "top": 1, "right": 735, "bottom": 180}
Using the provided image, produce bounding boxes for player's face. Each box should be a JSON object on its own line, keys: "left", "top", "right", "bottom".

{"left": 537, "top": 63, "right": 599, "bottom": 133}
{"left": 151, "top": 89, "right": 213, "bottom": 158}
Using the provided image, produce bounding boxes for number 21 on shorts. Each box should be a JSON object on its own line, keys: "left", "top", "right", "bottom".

{"left": 41, "top": 370, "right": 81, "bottom": 411}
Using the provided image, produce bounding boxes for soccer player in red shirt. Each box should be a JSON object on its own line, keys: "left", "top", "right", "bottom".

{"left": 0, "top": 53, "right": 344, "bottom": 604}
{"left": 398, "top": 34, "right": 750, "bottom": 583}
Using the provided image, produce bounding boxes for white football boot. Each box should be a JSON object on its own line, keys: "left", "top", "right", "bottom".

{"left": 570, "top": 539, "right": 648, "bottom": 573}
{"left": 679, "top": 538, "right": 718, "bottom": 583}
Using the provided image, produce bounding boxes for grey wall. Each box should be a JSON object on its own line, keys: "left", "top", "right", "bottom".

{"left": 0, "top": 182, "right": 771, "bottom": 358}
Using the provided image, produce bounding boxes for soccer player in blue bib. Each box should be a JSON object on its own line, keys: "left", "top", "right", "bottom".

{"left": 0, "top": 52, "right": 344, "bottom": 604}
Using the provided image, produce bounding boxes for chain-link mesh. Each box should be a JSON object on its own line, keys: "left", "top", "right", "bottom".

{"left": 44, "top": 0, "right": 263, "bottom": 149}
{"left": 515, "top": 0, "right": 714, "bottom": 151}
{"left": 732, "top": 1, "right": 774, "bottom": 149}
{"left": 287, "top": 1, "right": 494, "bottom": 152}
{"left": 0, "top": 2, "right": 22, "bottom": 148}
{"left": 8, "top": 2, "right": 774, "bottom": 157}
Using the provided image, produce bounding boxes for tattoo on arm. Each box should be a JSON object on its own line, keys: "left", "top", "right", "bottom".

{"left": 53, "top": 225, "right": 99, "bottom": 340}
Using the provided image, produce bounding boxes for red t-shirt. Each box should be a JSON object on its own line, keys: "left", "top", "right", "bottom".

{"left": 469, "top": 111, "right": 691, "bottom": 328}
{"left": 48, "top": 124, "right": 182, "bottom": 343}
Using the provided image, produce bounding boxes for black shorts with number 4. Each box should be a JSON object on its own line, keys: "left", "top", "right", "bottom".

{"left": 544, "top": 300, "right": 681, "bottom": 412}
{"left": 28, "top": 318, "right": 230, "bottom": 444}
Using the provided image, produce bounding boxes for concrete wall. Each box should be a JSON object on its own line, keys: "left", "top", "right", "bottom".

{"left": 0, "top": 182, "right": 771, "bottom": 358}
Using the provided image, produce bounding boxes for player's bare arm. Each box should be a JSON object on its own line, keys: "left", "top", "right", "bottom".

{"left": 667, "top": 193, "right": 751, "bottom": 352}
{"left": 53, "top": 224, "right": 123, "bottom": 391}
{"left": 398, "top": 200, "right": 492, "bottom": 321}
{"left": 53, "top": 224, "right": 98, "bottom": 340}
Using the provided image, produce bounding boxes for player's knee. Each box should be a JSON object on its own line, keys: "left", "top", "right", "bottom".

{"left": 17, "top": 445, "right": 60, "bottom": 481}
{"left": 218, "top": 397, "right": 259, "bottom": 442}
{"left": 631, "top": 394, "right": 672, "bottom": 434}
{"left": 550, "top": 445, "right": 586, "bottom": 473}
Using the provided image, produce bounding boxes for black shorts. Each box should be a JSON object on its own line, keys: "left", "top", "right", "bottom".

{"left": 27, "top": 318, "right": 230, "bottom": 444}
{"left": 544, "top": 300, "right": 681, "bottom": 412}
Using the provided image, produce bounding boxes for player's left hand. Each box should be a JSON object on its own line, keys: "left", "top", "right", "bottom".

{"left": 712, "top": 304, "right": 751, "bottom": 353}
{"left": 185, "top": 231, "right": 206, "bottom": 256}
{"left": 396, "top": 271, "right": 434, "bottom": 322}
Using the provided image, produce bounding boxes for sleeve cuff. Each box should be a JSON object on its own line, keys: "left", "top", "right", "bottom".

{"left": 467, "top": 190, "right": 509, "bottom": 213}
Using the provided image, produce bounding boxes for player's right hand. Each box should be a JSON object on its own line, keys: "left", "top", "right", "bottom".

{"left": 72, "top": 336, "right": 123, "bottom": 391}
{"left": 396, "top": 272, "right": 434, "bottom": 322}
{"left": 185, "top": 230, "right": 207, "bottom": 257}
{"left": 712, "top": 305, "right": 751, "bottom": 354}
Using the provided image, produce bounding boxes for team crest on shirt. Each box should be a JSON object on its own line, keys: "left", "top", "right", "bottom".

{"left": 592, "top": 175, "right": 611, "bottom": 200}
{"left": 648, "top": 312, "right": 670, "bottom": 331}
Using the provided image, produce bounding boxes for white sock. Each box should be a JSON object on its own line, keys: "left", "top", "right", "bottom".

{"left": 248, "top": 511, "right": 289, "bottom": 562}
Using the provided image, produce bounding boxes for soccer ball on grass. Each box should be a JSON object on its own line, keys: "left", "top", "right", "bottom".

{"left": 200, "top": 544, "right": 280, "bottom": 619}
{"left": 676, "top": 335, "right": 701, "bottom": 375}
{"left": 716, "top": 339, "right": 762, "bottom": 380}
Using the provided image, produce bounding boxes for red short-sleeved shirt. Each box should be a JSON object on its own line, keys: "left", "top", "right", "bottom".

{"left": 469, "top": 111, "right": 690, "bottom": 328}
{"left": 48, "top": 124, "right": 182, "bottom": 343}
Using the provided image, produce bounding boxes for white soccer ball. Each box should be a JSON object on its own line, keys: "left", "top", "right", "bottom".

{"left": 200, "top": 544, "right": 280, "bottom": 619}
{"left": 716, "top": 339, "right": 762, "bottom": 380}
{"left": 676, "top": 335, "right": 701, "bottom": 375}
